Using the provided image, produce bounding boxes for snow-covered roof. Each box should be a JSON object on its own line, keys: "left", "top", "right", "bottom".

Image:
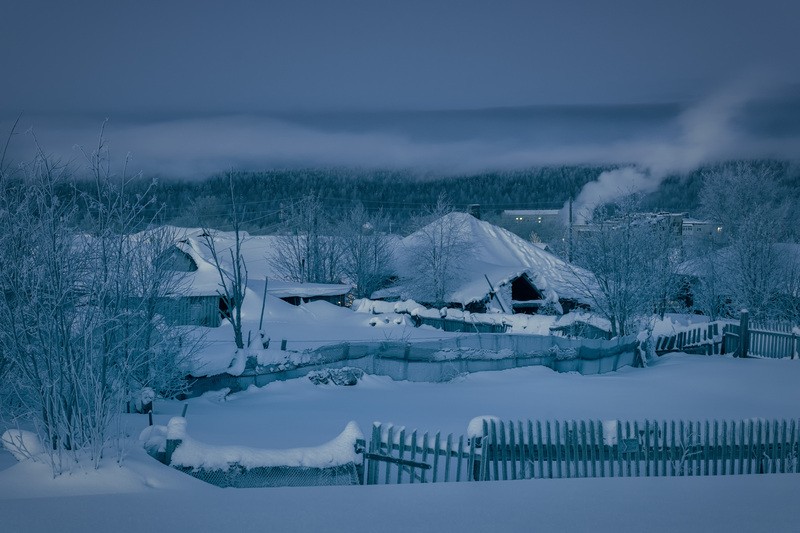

{"left": 158, "top": 227, "right": 352, "bottom": 299}
{"left": 374, "top": 213, "right": 594, "bottom": 308}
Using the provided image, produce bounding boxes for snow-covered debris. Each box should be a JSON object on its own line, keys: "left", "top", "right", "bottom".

{"left": 161, "top": 419, "right": 364, "bottom": 470}
{"left": 308, "top": 367, "right": 364, "bottom": 386}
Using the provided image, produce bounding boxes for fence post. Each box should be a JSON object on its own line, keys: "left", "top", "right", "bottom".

{"left": 739, "top": 310, "right": 749, "bottom": 358}
{"left": 165, "top": 438, "right": 181, "bottom": 465}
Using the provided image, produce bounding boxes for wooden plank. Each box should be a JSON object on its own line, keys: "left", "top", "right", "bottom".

{"left": 755, "top": 420, "right": 763, "bottom": 474}
{"left": 580, "top": 420, "right": 588, "bottom": 478}
{"left": 455, "top": 435, "right": 464, "bottom": 482}
{"left": 562, "top": 421, "right": 571, "bottom": 479}
{"left": 396, "top": 428, "right": 406, "bottom": 484}
{"left": 653, "top": 421, "right": 659, "bottom": 477}
{"left": 497, "top": 421, "right": 508, "bottom": 481}
{"left": 678, "top": 420, "right": 686, "bottom": 476}
{"left": 780, "top": 420, "right": 788, "bottom": 474}
{"left": 527, "top": 421, "right": 535, "bottom": 479}
{"left": 444, "top": 433, "right": 453, "bottom": 482}
{"left": 508, "top": 420, "right": 517, "bottom": 480}
{"left": 625, "top": 421, "right": 632, "bottom": 477}
{"left": 643, "top": 420, "right": 651, "bottom": 477}
{"left": 703, "top": 420, "right": 710, "bottom": 476}
{"left": 409, "top": 430, "right": 418, "bottom": 483}
{"left": 598, "top": 420, "right": 606, "bottom": 478}
{"left": 535, "top": 420, "right": 544, "bottom": 479}
{"left": 711, "top": 420, "right": 718, "bottom": 476}
{"left": 633, "top": 421, "right": 641, "bottom": 478}
{"left": 431, "top": 431, "right": 441, "bottom": 483}
{"left": 734, "top": 420, "right": 745, "bottom": 474}
{"left": 384, "top": 425, "right": 394, "bottom": 484}
{"left": 662, "top": 419, "right": 669, "bottom": 476}
{"left": 565, "top": 420, "right": 581, "bottom": 477}
{"left": 747, "top": 420, "right": 754, "bottom": 475}
{"left": 791, "top": 420, "right": 798, "bottom": 474}
{"left": 364, "top": 453, "right": 431, "bottom": 471}
{"left": 420, "top": 432, "right": 430, "bottom": 483}
{"left": 517, "top": 420, "right": 533, "bottom": 479}
{"left": 545, "top": 421, "right": 553, "bottom": 479}
{"left": 368, "top": 423, "right": 380, "bottom": 484}
{"left": 692, "top": 420, "right": 703, "bottom": 476}
{"left": 555, "top": 420, "right": 563, "bottom": 479}
{"left": 670, "top": 421, "right": 677, "bottom": 477}
{"left": 762, "top": 419, "right": 771, "bottom": 474}
{"left": 616, "top": 421, "right": 624, "bottom": 477}
{"left": 589, "top": 420, "right": 598, "bottom": 478}
{"left": 771, "top": 419, "right": 780, "bottom": 474}
{"left": 491, "top": 421, "right": 500, "bottom": 481}
{"left": 721, "top": 420, "right": 728, "bottom": 476}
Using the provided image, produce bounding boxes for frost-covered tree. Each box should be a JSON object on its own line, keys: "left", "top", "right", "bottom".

{"left": 0, "top": 127, "right": 193, "bottom": 474}
{"left": 406, "top": 196, "right": 472, "bottom": 307}
{"left": 201, "top": 173, "right": 248, "bottom": 349}
{"left": 270, "top": 194, "right": 344, "bottom": 284}
{"left": 569, "top": 197, "right": 681, "bottom": 337}
{"left": 338, "top": 203, "right": 394, "bottom": 298}
{"left": 697, "top": 163, "right": 795, "bottom": 320}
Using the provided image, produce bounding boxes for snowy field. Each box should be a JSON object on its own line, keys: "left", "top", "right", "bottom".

{"left": 2, "top": 352, "right": 800, "bottom": 532}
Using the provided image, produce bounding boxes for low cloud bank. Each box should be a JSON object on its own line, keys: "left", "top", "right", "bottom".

{"left": 2, "top": 85, "right": 798, "bottom": 182}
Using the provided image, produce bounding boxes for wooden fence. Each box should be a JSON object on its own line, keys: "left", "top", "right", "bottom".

{"left": 655, "top": 322, "right": 724, "bottom": 355}
{"left": 655, "top": 314, "right": 798, "bottom": 359}
{"left": 364, "top": 418, "right": 800, "bottom": 484}
{"left": 364, "top": 423, "right": 482, "bottom": 484}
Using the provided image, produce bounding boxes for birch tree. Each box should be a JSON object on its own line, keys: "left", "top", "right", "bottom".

{"left": 201, "top": 172, "right": 248, "bottom": 349}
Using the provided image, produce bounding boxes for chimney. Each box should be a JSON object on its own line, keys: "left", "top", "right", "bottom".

{"left": 467, "top": 204, "right": 481, "bottom": 220}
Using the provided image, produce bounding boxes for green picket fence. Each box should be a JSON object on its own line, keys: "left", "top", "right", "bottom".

{"left": 364, "top": 418, "right": 800, "bottom": 484}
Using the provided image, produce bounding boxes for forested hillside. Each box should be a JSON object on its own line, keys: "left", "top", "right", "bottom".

{"left": 62, "top": 160, "right": 799, "bottom": 235}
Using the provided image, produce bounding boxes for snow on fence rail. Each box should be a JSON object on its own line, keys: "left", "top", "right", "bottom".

{"left": 143, "top": 416, "right": 800, "bottom": 488}
{"left": 142, "top": 417, "right": 365, "bottom": 488}
{"left": 365, "top": 417, "right": 800, "bottom": 485}
{"left": 654, "top": 314, "right": 798, "bottom": 359}
{"left": 189, "top": 334, "right": 638, "bottom": 397}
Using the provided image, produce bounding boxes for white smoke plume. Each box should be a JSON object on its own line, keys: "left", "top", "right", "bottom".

{"left": 567, "top": 78, "right": 770, "bottom": 223}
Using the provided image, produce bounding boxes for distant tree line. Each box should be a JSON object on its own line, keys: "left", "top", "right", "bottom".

{"left": 51, "top": 160, "right": 799, "bottom": 237}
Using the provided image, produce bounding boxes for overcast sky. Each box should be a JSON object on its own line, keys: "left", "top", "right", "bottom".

{"left": 2, "top": 0, "right": 798, "bottom": 114}
{"left": 1, "top": 1, "right": 798, "bottom": 177}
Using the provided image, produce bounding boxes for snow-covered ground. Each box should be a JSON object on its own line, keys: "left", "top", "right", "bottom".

{"left": 2, "top": 352, "right": 800, "bottom": 531}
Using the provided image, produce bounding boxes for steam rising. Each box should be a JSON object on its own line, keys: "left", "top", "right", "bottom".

{"left": 568, "top": 79, "right": 780, "bottom": 223}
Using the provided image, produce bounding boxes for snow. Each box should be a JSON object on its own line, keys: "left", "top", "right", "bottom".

{"left": 1, "top": 472, "right": 799, "bottom": 532}
{"left": 1, "top": 430, "right": 43, "bottom": 462}
{"left": 3, "top": 353, "right": 800, "bottom": 531}
{"left": 467, "top": 416, "right": 501, "bottom": 438}
{"left": 161, "top": 418, "right": 363, "bottom": 470}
